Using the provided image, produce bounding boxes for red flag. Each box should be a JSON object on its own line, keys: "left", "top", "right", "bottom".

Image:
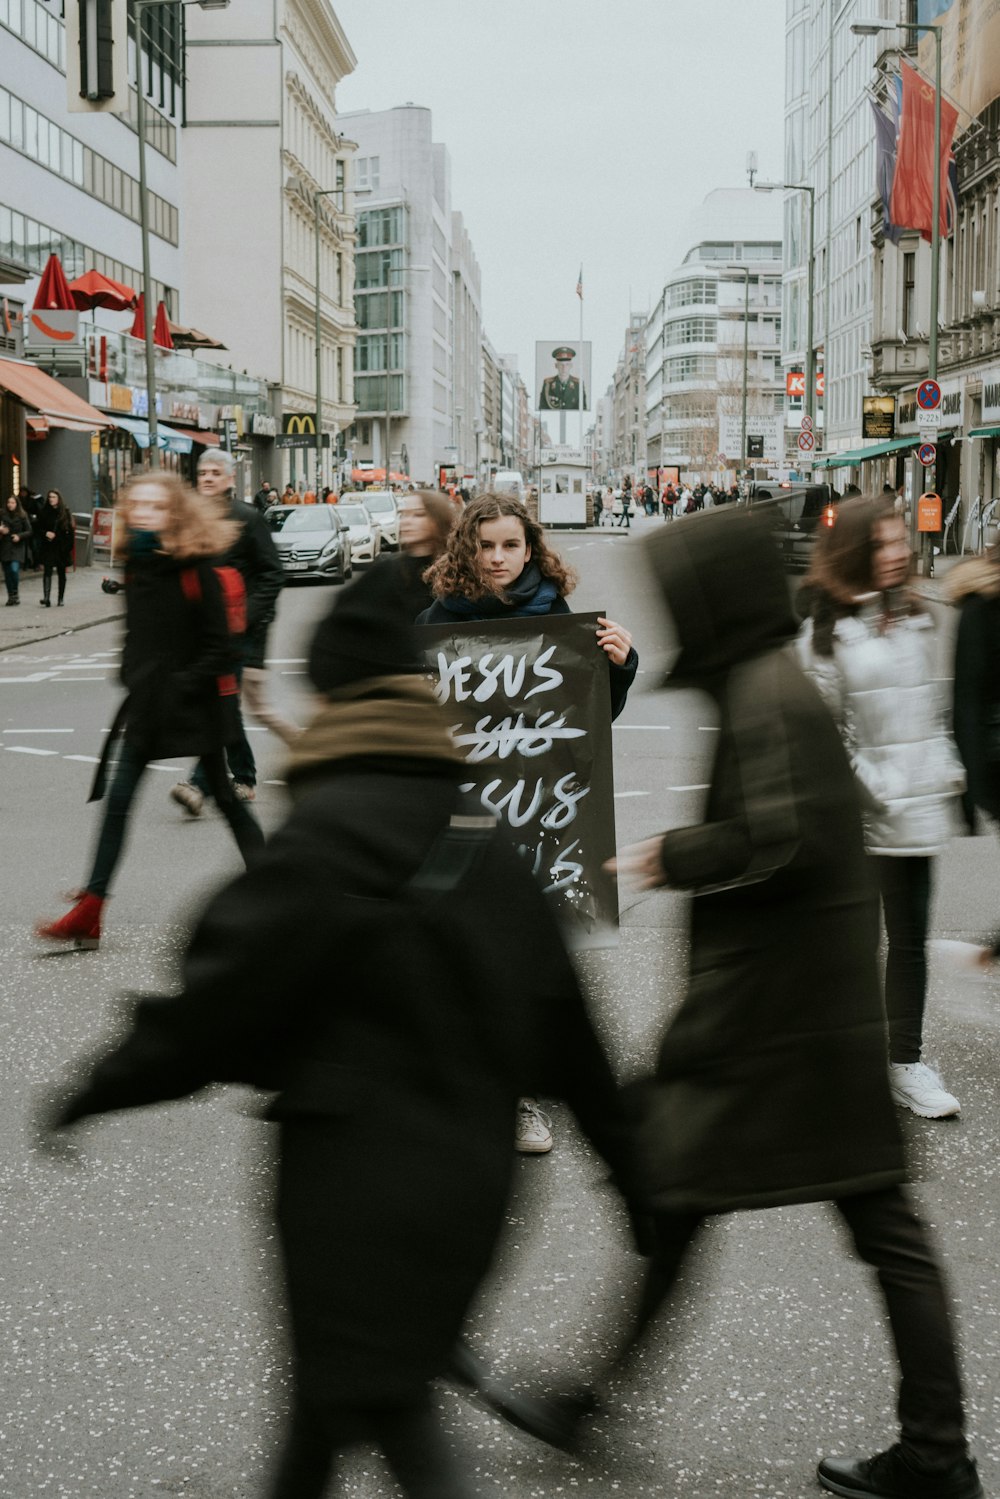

{"left": 889, "top": 60, "right": 958, "bottom": 239}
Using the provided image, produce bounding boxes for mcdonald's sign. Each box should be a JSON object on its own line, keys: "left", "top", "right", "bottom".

{"left": 276, "top": 413, "right": 330, "bottom": 449}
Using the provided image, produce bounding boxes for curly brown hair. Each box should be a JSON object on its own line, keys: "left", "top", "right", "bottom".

{"left": 424, "top": 493, "right": 577, "bottom": 602}
{"left": 113, "top": 472, "right": 238, "bottom": 562}
{"left": 802, "top": 493, "right": 920, "bottom": 656}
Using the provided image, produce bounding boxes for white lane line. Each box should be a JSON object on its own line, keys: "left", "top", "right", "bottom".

{"left": 265, "top": 658, "right": 307, "bottom": 664}
{"left": 668, "top": 784, "right": 710, "bottom": 791}
{"left": 698, "top": 725, "right": 719, "bottom": 732}
{"left": 5, "top": 745, "right": 59, "bottom": 755}
{"left": 280, "top": 670, "right": 307, "bottom": 675}
{"left": 2, "top": 728, "right": 73, "bottom": 733}
{"left": 0, "top": 672, "right": 55, "bottom": 683}
{"left": 64, "top": 754, "right": 100, "bottom": 763}
{"left": 146, "top": 763, "right": 181, "bottom": 772}
{"left": 613, "top": 724, "right": 671, "bottom": 731}
{"left": 50, "top": 676, "right": 107, "bottom": 682}
{"left": 264, "top": 778, "right": 287, "bottom": 786}
{"left": 614, "top": 790, "right": 650, "bottom": 798}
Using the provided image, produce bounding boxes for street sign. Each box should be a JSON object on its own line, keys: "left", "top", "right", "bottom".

{"left": 798, "top": 430, "right": 815, "bottom": 452}
{"left": 917, "top": 442, "right": 937, "bottom": 467}
{"left": 801, "top": 414, "right": 814, "bottom": 431}
{"left": 917, "top": 379, "right": 942, "bottom": 411}
{"left": 917, "top": 409, "right": 942, "bottom": 429}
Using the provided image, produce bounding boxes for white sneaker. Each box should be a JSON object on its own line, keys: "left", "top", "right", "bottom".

{"left": 515, "top": 1098, "right": 553, "bottom": 1154}
{"left": 170, "top": 782, "right": 204, "bottom": 818}
{"left": 889, "top": 1062, "right": 961, "bottom": 1119}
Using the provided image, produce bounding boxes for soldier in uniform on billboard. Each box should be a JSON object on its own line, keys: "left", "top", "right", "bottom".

{"left": 539, "top": 347, "right": 586, "bottom": 411}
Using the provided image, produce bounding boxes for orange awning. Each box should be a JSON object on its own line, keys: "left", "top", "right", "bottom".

{"left": 0, "top": 356, "right": 112, "bottom": 429}
{"left": 160, "top": 425, "right": 220, "bottom": 446}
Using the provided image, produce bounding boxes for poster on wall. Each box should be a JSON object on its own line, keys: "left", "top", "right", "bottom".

{"left": 535, "top": 341, "right": 591, "bottom": 412}
{"left": 421, "top": 613, "right": 618, "bottom": 947}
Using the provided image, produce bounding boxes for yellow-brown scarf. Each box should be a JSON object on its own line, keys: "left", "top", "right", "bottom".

{"left": 285, "top": 673, "right": 462, "bottom": 783}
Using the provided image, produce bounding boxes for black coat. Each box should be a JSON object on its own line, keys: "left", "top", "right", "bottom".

{"left": 117, "top": 550, "right": 242, "bottom": 761}
{"left": 634, "top": 510, "right": 905, "bottom": 1214}
{"left": 34, "top": 506, "right": 74, "bottom": 566}
{"left": 949, "top": 559, "right": 1000, "bottom": 825}
{"left": 55, "top": 763, "right": 631, "bottom": 1404}
{"left": 417, "top": 567, "right": 639, "bottom": 721}
{"left": 376, "top": 549, "right": 438, "bottom": 620}
{"left": 0, "top": 505, "right": 31, "bottom": 563}
{"left": 220, "top": 497, "right": 284, "bottom": 666}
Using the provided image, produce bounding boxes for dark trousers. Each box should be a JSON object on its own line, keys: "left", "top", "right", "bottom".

{"left": 2, "top": 560, "right": 20, "bottom": 598}
{"left": 86, "top": 741, "right": 264, "bottom": 897}
{"left": 43, "top": 563, "right": 67, "bottom": 602}
{"left": 190, "top": 683, "right": 256, "bottom": 792}
{"left": 625, "top": 1187, "right": 965, "bottom": 1469}
{"left": 268, "top": 1391, "right": 472, "bottom": 1499}
{"left": 871, "top": 855, "right": 932, "bottom": 1063}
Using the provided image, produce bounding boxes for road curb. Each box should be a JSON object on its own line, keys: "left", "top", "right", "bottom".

{"left": 0, "top": 610, "right": 123, "bottom": 654}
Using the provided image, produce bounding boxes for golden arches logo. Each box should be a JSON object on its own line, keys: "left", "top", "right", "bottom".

{"left": 284, "top": 413, "right": 317, "bottom": 436}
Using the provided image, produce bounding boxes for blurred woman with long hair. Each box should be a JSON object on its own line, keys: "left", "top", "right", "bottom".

{"left": 385, "top": 489, "right": 457, "bottom": 618}
{"left": 36, "top": 472, "right": 265, "bottom": 950}
{"left": 796, "top": 494, "right": 965, "bottom": 1118}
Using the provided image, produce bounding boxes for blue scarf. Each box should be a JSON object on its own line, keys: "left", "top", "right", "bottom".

{"left": 438, "top": 561, "right": 559, "bottom": 619}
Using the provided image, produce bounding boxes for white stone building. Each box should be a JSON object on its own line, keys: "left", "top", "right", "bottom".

{"left": 337, "top": 103, "right": 484, "bottom": 486}
{"left": 645, "top": 189, "right": 784, "bottom": 483}
{"left": 181, "top": 0, "right": 359, "bottom": 490}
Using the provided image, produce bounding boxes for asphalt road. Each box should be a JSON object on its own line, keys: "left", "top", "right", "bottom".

{"left": 0, "top": 519, "right": 998, "bottom": 1498}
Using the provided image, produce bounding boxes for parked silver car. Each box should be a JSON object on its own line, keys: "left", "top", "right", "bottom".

{"left": 335, "top": 502, "right": 381, "bottom": 564}
{"left": 359, "top": 489, "right": 399, "bottom": 550}
{"left": 266, "top": 504, "right": 353, "bottom": 584}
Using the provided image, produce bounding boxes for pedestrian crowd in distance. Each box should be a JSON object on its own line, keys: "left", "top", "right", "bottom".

{"left": 27, "top": 475, "right": 999, "bottom": 1499}
{"left": 1, "top": 484, "right": 76, "bottom": 607}
{"left": 593, "top": 477, "right": 740, "bottom": 529}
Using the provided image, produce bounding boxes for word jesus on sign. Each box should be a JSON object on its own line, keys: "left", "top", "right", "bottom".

{"left": 420, "top": 613, "right": 619, "bottom": 946}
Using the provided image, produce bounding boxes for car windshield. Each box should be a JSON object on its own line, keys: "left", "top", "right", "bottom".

{"left": 268, "top": 508, "right": 332, "bottom": 533}
{"left": 363, "top": 494, "right": 394, "bottom": 513}
{"left": 338, "top": 506, "right": 370, "bottom": 526}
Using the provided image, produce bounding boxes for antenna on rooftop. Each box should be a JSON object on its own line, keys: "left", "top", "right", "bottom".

{"left": 746, "top": 150, "right": 758, "bottom": 188}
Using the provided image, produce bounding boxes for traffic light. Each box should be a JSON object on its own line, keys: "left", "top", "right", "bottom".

{"left": 65, "top": 0, "right": 128, "bottom": 114}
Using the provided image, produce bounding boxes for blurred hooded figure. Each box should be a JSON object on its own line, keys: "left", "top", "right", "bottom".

{"left": 553, "top": 509, "right": 976, "bottom": 1499}
{"left": 42, "top": 565, "right": 632, "bottom": 1499}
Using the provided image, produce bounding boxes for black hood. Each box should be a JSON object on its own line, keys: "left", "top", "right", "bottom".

{"left": 644, "top": 508, "right": 797, "bottom": 684}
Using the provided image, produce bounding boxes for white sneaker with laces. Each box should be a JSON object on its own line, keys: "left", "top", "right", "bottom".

{"left": 515, "top": 1098, "right": 553, "bottom": 1154}
{"left": 889, "top": 1061, "right": 960, "bottom": 1119}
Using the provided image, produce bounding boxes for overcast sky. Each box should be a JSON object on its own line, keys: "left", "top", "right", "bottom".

{"left": 333, "top": 0, "right": 786, "bottom": 402}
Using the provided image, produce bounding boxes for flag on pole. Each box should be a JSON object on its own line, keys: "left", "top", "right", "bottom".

{"left": 889, "top": 59, "right": 958, "bottom": 239}
{"left": 576, "top": 265, "right": 583, "bottom": 300}
{"left": 869, "top": 98, "right": 904, "bottom": 245}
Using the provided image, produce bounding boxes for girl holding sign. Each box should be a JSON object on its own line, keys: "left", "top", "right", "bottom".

{"left": 419, "top": 494, "right": 638, "bottom": 719}
{"left": 419, "top": 494, "right": 638, "bottom": 1153}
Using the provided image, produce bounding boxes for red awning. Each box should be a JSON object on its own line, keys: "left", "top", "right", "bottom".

{"left": 161, "top": 426, "right": 220, "bottom": 446}
{"left": 0, "top": 356, "right": 112, "bottom": 429}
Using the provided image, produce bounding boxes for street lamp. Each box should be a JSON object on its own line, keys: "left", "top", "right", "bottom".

{"left": 851, "top": 18, "right": 944, "bottom": 380}
{"left": 133, "top": 0, "right": 230, "bottom": 466}
{"left": 755, "top": 180, "right": 816, "bottom": 456}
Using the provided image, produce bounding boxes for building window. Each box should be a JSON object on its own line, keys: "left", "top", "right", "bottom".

{"left": 671, "top": 317, "right": 718, "bottom": 345}
{"left": 902, "top": 251, "right": 916, "bottom": 336}
{"left": 667, "top": 279, "right": 717, "bottom": 309}
{"left": 356, "top": 206, "right": 404, "bottom": 248}
{"left": 356, "top": 155, "right": 381, "bottom": 192}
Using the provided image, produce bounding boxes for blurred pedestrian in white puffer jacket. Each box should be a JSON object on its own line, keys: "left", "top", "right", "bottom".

{"left": 796, "top": 494, "right": 965, "bottom": 1121}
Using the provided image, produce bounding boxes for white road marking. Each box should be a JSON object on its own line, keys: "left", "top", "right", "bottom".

{"left": 0, "top": 673, "right": 55, "bottom": 683}
{"left": 264, "top": 778, "right": 287, "bottom": 786}
{"left": 64, "top": 754, "right": 100, "bottom": 763}
{"left": 50, "top": 676, "right": 107, "bottom": 682}
{"left": 613, "top": 724, "right": 671, "bottom": 730}
{"left": 668, "top": 784, "right": 710, "bottom": 791}
{"left": 698, "top": 725, "right": 719, "bottom": 731}
{"left": 614, "top": 790, "right": 650, "bottom": 798}
{"left": 5, "top": 745, "right": 59, "bottom": 755}
{"left": 280, "top": 670, "right": 307, "bottom": 675}
{"left": 265, "top": 658, "right": 307, "bottom": 664}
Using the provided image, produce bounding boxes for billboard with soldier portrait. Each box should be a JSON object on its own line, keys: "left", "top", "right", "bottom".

{"left": 535, "top": 340, "right": 591, "bottom": 413}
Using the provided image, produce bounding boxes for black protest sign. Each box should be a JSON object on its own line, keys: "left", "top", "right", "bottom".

{"left": 420, "top": 612, "right": 619, "bottom": 946}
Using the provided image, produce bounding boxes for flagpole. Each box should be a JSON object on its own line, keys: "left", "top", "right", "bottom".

{"left": 929, "top": 26, "right": 941, "bottom": 382}
{"left": 578, "top": 264, "right": 584, "bottom": 454}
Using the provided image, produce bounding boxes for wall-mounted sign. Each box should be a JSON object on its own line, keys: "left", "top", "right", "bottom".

{"left": 862, "top": 395, "right": 896, "bottom": 441}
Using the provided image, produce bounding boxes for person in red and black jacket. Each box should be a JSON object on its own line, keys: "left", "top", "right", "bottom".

{"left": 36, "top": 473, "right": 265, "bottom": 951}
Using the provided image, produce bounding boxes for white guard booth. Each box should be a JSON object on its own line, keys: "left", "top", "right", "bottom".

{"left": 538, "top": 446, "right": 589, "bottom": 527}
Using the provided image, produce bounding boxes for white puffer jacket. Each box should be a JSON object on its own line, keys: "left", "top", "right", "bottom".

{"left": 796, "top": 602, "right": 964, "bottom": 855}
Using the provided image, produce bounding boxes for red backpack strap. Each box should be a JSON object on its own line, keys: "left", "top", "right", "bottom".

{"left": 180, "top": 566, "right": 201, "bottom": 604}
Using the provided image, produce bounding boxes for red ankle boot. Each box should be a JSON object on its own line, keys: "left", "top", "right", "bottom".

{"left": 36, "top": 893, "right": 104, "bottom": 950}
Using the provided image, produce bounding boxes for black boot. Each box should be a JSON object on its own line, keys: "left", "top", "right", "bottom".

{"left": 40, "top": 576, "right": 51, "bottom": 607}
{"left": 57, "top": 579, "right": 65, "bottom": 606}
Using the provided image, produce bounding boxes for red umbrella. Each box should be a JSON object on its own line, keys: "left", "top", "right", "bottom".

{"left": 129, "top": 292, "right": 147, "bottom": 340}
{"left": 152, "top": 300, "right": 174, "bottom": 351}
{"left": 33, "top": 254, "right": 75, "bottom": 311}
{"left": 67, "top": 269, "right": 137, "bottom": 312}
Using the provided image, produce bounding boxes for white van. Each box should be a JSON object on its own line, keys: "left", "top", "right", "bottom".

{"left": 491, "top": 469, "right": 526, "bottom": 503}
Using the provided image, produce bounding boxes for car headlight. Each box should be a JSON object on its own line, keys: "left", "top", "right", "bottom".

{"left": 319, "top": 536, "right": 339, "bottom": 555}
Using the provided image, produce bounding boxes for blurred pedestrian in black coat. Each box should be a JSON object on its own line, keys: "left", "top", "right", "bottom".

{"left": 517, "top": 509, "right": 980, "bottom": 1499}
{"left": 35, "top": 472, "right": 264, "bottom": 951}
{"left": 44, "top": 565, "right": 633, "bottom": 1499}
{"left": 947, "top": 550, "right": 1000, "bottom": 828}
